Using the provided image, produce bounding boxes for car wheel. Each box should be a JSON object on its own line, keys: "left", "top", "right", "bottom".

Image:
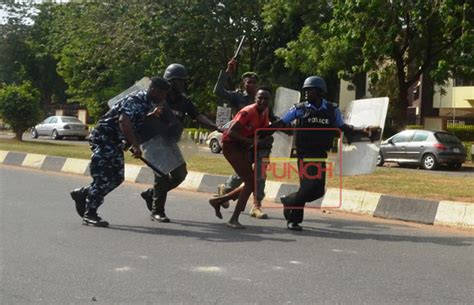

{"left": 31, "top": 128, "right": 38, "bottom": 139}
{"left": 209, "top": 139, "right": 221, "bottom": 153}
{"left": 51, "top": 129, "right": 62, "bottom": 140}
{"left": 376, "top": 152, "right": 384, "bottom": 166}
{"left": 421, "top": 153, "right": 438, "bottom": 170}
{"left": 447, "top": 162, "right": 462, "bottom": 170}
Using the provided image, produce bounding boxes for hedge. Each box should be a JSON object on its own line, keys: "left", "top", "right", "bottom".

{"left": 447, "top": 125, "right": 474, "bottom": 141}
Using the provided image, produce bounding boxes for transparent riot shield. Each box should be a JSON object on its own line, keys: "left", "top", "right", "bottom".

{"left": 140, "top": 134, "right": 185, "bottom": 175}
{"left": 335, "top": 97, "right": 389, "bottom": 176}
{"left": 271, "top": 87, "right": 301, "bottom": 158}
{"left": 107, "top": 77, "right": 151, "bottom": 108}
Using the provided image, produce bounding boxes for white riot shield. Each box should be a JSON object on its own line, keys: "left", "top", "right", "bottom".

{"left": 140, "top": 134, "right": 185, "bottom": 175}
{"left": 270, "top": 87, "right": 301, "bottom": 158}
{"left": 107, "top": 77, "right": 151, "bottom": 108}
{"left": 216, "top": 105, "right": 232, "bottom": 126}
{"left": 335, "top": 97, "right": 389, "bottom": 176}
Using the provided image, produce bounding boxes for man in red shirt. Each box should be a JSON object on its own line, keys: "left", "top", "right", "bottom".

{"left": 209, "top": 87, "right": 273, "bottom": 229}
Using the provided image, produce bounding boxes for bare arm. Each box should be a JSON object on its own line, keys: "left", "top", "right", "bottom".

{"left": 118, "top": 113, "right": 141, "bottom": 158}
{"left": 196, "top": 114, "right": 218, "bottom": 131}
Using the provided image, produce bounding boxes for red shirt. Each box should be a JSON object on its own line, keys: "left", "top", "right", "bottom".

{"left": 222, "top": 104, "right": 269, "bottom": 142}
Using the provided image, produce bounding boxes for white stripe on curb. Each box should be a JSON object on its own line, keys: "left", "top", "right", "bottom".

{"left": 62, "top": 158, "right": 90, "bottom": 175}
{"left": 0, "top": 150, "right": 8, "bottom": 163}
{"left": 21, "top": 153, "right": 46, "bottom": 169}
{"left": 435, "top": 201, "right": 474, "bottom": 229}
{"left": 124, "top": 164, "right": 143, "bottom": 182}
{"left": 179, "top": 171, "right": 204, "bottom": 191}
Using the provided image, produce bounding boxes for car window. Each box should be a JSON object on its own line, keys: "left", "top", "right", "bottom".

{"left": 412, "top": 131, "right": 429, "bottom": 142}
{"left": 43, "top": 117, "right": 53, "bottom": 124}
{"left": 435, "top": 132, "right": 462, "bottom": 144}
{"left": 61, "top": 117, "right": 82, "bottom": 123}
{"left": 49, "top": 117, "right": 58, "bottom": 124}
{"left": 391, "top": 131, "right": 413, "bottom": 143}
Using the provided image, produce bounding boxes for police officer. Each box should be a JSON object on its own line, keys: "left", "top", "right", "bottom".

{"left": 276, "top": 76, "right": 374, "bottom": 231}
{"left": 70, "top": 77, "right": 170, "bottom": 227}
{"left": 141, "top": 63, "right": 218, "bottom": 222}
{"left": 213, "top": 58, "right": 270, "bottom": 219}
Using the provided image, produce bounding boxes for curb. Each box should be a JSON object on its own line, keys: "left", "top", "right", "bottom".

{"left": 1, "top": 150, "right": 472, "bottom": 230}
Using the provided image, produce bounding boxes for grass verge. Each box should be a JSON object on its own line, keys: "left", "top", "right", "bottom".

{"left": 1, "top": 138, "right": 473, "bottom": 202}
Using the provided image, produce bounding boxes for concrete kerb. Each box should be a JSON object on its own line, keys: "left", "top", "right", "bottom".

{"left": 1, "top": 150, "right": 472, "bottom": 230}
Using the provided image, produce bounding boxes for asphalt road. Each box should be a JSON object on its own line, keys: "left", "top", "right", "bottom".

{"left": 1, "top": 166, "right": 473, "bottom": 305}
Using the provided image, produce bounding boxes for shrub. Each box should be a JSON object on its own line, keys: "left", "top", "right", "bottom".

{"left": 447, "top": 125, "right": 474, "bottom": 141}
{"left": 0, "top": 82, "right": 42, "bottom": 140}
{"left": 464, "top": 142, "right": 473, "bottom": 161}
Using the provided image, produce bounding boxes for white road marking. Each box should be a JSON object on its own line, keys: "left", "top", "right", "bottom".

{"left": 115, "top": 266, "right": 131, "bottom": 272}
{"left": 289, "top": 261, "right": 302, "bottom": 265}
{"left": 193, "top": 266, "right": 224, "bottom": 273}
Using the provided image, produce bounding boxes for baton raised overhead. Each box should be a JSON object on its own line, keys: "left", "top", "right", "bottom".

{"left": 233, "top": 35, "right": 246, "bottom": 59}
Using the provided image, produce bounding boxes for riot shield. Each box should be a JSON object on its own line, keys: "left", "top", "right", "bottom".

{"left": 107, "top": 77, "right": 151, "bottom": 108}
{"left": 335, "top": 97, "right": 389, "bottom": 176}
{"left": 140, "top": 134, "right": 185, "bottom": 175}
{"left": 270, "top": 87, "right": 301, "bottom": 158}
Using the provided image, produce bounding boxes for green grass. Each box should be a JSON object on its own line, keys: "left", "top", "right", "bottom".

{"left": 1, "top": 138, "right": 473, "bottom": 202}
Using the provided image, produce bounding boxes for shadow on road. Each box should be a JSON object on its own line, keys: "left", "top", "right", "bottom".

{"left": 105, "top": 217, "right": 473, "bottom": 247}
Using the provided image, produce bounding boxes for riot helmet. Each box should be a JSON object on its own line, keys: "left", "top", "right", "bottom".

{"left": 163, "top": 63, "right": 187, "bottom": 81}
{"left": 302, "top": 76, "right": 327, "bottom": 94}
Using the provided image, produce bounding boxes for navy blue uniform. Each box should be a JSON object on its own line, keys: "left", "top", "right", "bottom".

{"left": 280, "top": 99, "right": 345, "bottom": 224}
{"left": 86, "top": 91, "right": 154, "bottom": 210}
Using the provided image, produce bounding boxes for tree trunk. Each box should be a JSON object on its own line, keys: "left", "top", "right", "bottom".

{"left": 394, "top": 82, "right": 409, "bottom": 131}
{"left": 15, "top": 130, "right": 23, "bottom": 141}
{"left": 419, "top": 72, "right": 438, "bottom": 123}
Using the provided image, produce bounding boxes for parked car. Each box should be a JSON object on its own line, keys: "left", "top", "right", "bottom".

{"left": 31, "top": 116, "right": 89, "bottom": 140}
{"left": 377, "top": 129, "right": 467, "bottom": 170}
{"left": 206, "top": 121, "right": 232, "bottom": 153}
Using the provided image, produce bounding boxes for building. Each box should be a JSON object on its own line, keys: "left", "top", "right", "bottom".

{"left": 338, "top": 74, "right": 474, "bottom": 126}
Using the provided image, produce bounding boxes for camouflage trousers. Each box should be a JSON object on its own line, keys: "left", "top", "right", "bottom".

{"left": 85, "top": 131, "right": 125, "bottom": 210}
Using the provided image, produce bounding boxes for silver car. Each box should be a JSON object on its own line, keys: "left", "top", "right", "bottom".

{"left": 206, "top": 121, "right": 232, "bottom": 153}
{"left": 377, "top": 129, "right": 467, "bottom": 170}
{"left": 31, "top": 116, "right": 89, "bottom": 140}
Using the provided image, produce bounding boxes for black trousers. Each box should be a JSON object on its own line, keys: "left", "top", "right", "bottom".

{"left": 151, "top": 163, "right": 188, "bottom": 214}
{"left": 283, "top": 158, "right": 326, "bottom": 224}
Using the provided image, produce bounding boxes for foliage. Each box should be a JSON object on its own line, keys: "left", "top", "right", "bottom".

{"left": 0, "top": 82, "right": 42, "bottom": 140}
{"left": 463, "top": 142, "right": 472, "bottom": 161}
{"left": 447, "top": 125, "right": 474, "bottom": 141}
{"left": 0, "top": 2, "right": 67, "bottom": 114}
{"left": 271, "top": 0, "right": 473, "bottom": 128}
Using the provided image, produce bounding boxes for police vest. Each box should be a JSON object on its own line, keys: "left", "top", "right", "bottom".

{"left": 294, "top": 102, "right": 338, "bottom": 153}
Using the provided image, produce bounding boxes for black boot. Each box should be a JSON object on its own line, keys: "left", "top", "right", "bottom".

{"left": 141, "top": 189, "right": 153, "bottom": 212}
{"left": 150, "top": 190, "right": 170, "bottom": 222}
{"left": 150, "top": 213, "right": 170, "bottom": 223}
{"left": 83, "top": 208, "right": 109, "bottom": 227}
{"left": 70, "top": 187, "right": 88, "bottom": 217}
{"left": 287, "top": 222, "right": 303, "bottom": 231}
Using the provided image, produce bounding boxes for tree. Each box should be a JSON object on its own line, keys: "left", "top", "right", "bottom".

{"left": 0, "top": 82, "right": 42, "bottom": 140}
{"left": 271, "top": 0, "right": 473, "bottom": 129}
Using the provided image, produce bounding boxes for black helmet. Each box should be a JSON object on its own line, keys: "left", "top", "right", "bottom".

{"left": 302, "top": 76, "right": 327, "bottom": 94}
{"left": 163, "top": 63, "right": 187, "bottom": 81}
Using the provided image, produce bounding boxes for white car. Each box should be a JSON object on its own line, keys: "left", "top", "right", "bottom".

{"left": 206, "top": 121, "right": 232, "bottom": 153}
{"left": 31, "top": 116, "right": 89, "bottom": 140}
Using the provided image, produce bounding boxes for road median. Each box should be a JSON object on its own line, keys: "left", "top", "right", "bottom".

{"left": 1, "top": 149, "right": 472, "bottom": 230}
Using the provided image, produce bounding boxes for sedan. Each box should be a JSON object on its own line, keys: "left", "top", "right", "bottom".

{"left": 377, "top": 129, "right": 467, "bottom": 170}
{"left": 206, "top": 121, "right": 232, "bottom": 153}
{"left": 31, "top": 116, "right": 89, "bottom": 140}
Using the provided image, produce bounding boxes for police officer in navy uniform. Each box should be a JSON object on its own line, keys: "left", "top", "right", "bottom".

{"left": 276, "top": 76, "right": 374, "bottom": 231}
{"left": 141, "top": 63, "right": 218, "bottom": 223}
{"left": 70, "top": 77, "right": 170, "bottom": 227}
